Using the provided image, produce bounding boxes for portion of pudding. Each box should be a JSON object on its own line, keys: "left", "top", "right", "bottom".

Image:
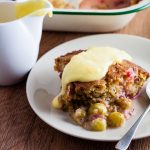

{"left": 52, "top": 47, "right": 149, "bottom": 131}
{"left": 49, "top": 0, "right": 141, "bottom": 9}
{"left": 49, "top": 0, "right": 74, "bottom": 8}
{"left": 79, "top": 0, "right": 142, "bottom": 9}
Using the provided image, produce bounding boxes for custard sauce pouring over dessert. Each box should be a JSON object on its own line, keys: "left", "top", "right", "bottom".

{"left": 52, "top": 46, "right": 149, "bottom": 131}
{"left": 52, "top": 47, "right": 132, "bottom": 108}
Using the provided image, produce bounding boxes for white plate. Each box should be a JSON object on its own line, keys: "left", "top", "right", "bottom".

{"left": 26, "top": 34, "right": 150, "bottom": 141}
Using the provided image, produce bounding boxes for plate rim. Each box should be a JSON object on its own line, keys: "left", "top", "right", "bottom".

{"left": 26, "top": 33, "right": 150, "bottom": 141}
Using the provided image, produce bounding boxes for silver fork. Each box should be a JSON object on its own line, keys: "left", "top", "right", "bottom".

{"left": 115, "top": 81, "right": 150, "bottom": 150}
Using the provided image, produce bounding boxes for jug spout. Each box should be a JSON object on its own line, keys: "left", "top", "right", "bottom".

{"left": 16, "top": 0, "right": 53, "bottom": 19}
{"left": 17, "top": 0, "right": 53, "bottom": 43}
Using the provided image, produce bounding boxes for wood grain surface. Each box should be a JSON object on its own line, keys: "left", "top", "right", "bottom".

{"left": 0, "top": 8, "right": 150, "bottom": 150}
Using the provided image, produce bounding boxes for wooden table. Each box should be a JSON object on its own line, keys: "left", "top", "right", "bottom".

{"left": 1, "top": 8, "right": 150, "bottom": 150}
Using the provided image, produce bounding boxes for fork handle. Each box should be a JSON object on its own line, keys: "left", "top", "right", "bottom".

{"left": 115, "top": 105, "right": 150, "bottom": 150}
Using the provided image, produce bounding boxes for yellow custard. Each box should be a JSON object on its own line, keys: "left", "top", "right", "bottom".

{"left": 16, "top": 0, "right": 52, "bottom": 18}
{"left": 52, "top": 47, "right": 132, "bottom": 108}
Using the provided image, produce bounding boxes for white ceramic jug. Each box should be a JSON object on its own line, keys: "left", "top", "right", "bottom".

{"left": 0, "top": 0, "right": 53, "bottom": 85}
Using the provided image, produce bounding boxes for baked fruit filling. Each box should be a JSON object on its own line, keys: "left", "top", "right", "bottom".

{"left": 52, "top": 47, "right": 149, "bottom": 131}
{"left": 49, "top": 0, "right": 141, "bottom": 9}
{"left": 79, "top": 0, "right": 142, "bottom": 9}
{"left": 49, "top": 0, "right": 74, "bottom": 8}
